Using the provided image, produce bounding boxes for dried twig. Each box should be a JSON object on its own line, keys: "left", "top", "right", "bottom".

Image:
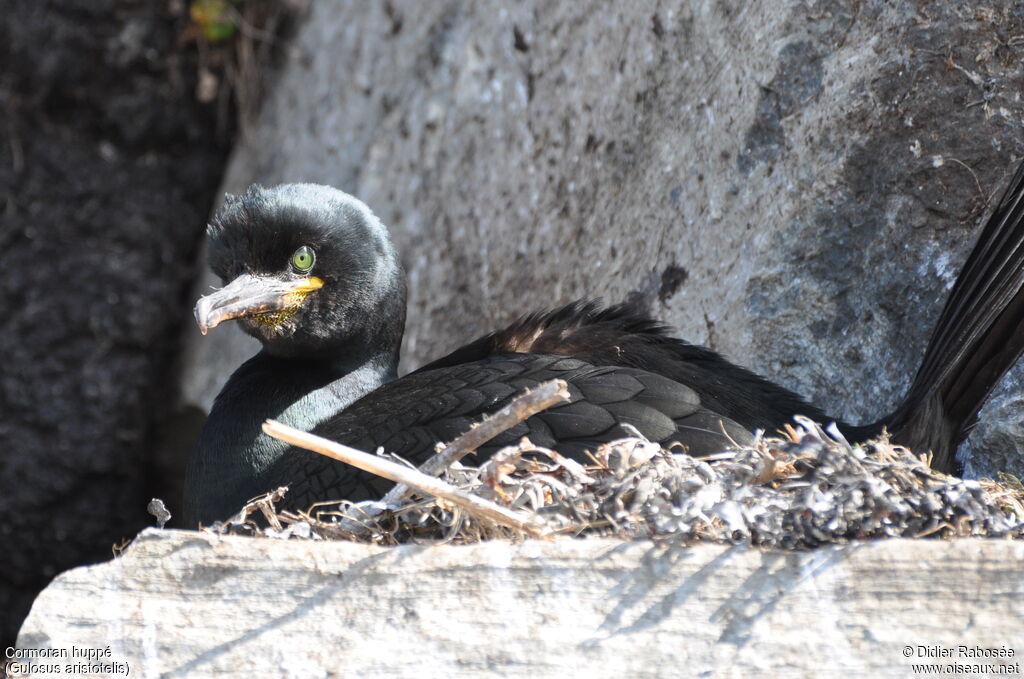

{"left": 262, "top": 420, "right": 549, "bottom": 537}
{"left": 386, "top": 379, "right": 571, "bottom": 502}
{"left": 221, "top": 486, "right": 290, "bottom": 531}
{"left": 318, "top": 379, "right": 571, "bottom": 537}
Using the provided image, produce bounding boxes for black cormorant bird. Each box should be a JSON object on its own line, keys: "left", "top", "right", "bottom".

{"left": 183, "top": 162, "right": 1024, "bottom": 527}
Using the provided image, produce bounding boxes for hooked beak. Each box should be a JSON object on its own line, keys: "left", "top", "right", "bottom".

{"left": 194, "top": 274, "right": 324, "bottom": 335}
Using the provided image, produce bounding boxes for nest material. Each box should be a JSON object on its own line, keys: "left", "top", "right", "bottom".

{"left": 207, "top": 418, "right": 1024, "bottom": 549}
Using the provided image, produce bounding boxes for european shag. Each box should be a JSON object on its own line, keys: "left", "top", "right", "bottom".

{"left": 183, "top": 162, "right": 1024, "bottom": 527}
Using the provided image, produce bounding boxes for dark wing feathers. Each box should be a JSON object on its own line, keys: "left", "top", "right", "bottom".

{"left": 417, "top": 300, "right": 833, "bottom": 433}
{"left": 266, "top": 300, "right": 826, "bottom": 510}
{"left": 269, "top": 352, "right": 752, "bottom": 509}
{"left": 572, "top": 370, "right": 646, "bottom": 404}
{"left": 536, "top": 398, "right": 620, "bottom": 440}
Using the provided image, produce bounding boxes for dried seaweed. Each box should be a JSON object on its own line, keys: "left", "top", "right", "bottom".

{"left": 207, "top": 417, "right": 1024, "bottom": 549}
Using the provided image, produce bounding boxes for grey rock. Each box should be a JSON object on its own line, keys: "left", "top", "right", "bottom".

{"left": 14, "top": 529, "right": 1024, "bottom": 678}
{"left": 179, "top": 1, "right": 1024, "bottom": 474}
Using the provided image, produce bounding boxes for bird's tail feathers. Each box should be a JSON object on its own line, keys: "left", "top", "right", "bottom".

{"left": 884, "top": 158, "right": 1024, "bottom": 471}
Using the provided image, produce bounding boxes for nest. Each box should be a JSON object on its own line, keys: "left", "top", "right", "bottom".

{"left": 203, "top": 416, "right": 1024, "bottom": 549}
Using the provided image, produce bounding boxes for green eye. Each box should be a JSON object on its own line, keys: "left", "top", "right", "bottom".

{"left": 291, "top": 246, "right": 315, "bottom": 272}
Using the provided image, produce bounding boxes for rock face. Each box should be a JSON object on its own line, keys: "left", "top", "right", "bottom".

{"left": 0, "top": 0, "right": 230, "bottom": 648}
{"left": 14, "top": 530, "right": 1024, "bottom": 677}
{"left": 178, "top": 1, "right": 1024, "bottom": 478}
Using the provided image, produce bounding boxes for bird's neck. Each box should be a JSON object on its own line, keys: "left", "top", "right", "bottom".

{"left": 183, "top": 347, "right": 396, "bottom": 525}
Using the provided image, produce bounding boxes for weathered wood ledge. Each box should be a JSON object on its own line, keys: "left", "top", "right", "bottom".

{"left": 14, "top": 529, "right": 1024, "bottom": 678}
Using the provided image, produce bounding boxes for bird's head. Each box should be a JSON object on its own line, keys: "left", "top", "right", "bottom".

{"left": 194, "top": 183, "right": 406, "bottom": 362}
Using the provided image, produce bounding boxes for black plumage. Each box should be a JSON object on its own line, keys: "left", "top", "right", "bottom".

{"left": 183, "top": 162, "right": 1024, "bottom": 527}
